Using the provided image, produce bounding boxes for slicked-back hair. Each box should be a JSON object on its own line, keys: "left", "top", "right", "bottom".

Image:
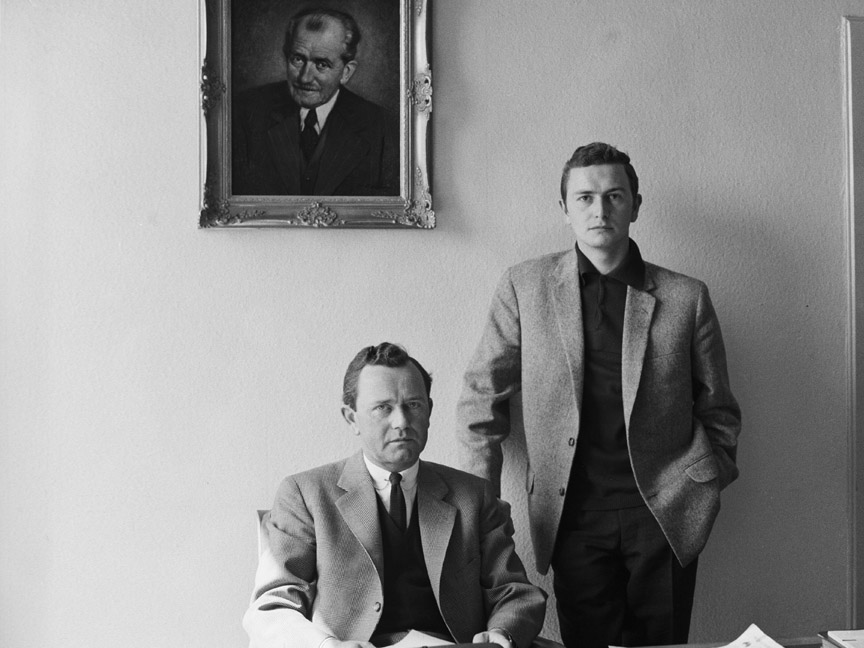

{"left": 560, "top": 142, "right": 640, "bottom": 203}
{"left": 342, "top": 342, "right": 433, "bottom": 410}
{"left": 283, "top": 7, "right": 362, "bottom": 64}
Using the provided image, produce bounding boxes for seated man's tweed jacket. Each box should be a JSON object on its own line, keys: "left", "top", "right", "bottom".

{"left": 243, "top": 451, "right": 546, "bottom": 648}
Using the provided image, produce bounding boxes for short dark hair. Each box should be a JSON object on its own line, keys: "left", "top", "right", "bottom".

{"left": 560, "top": 142, "right": 640, "bottom": 203}
{"left": 283, "top": 7, "right": 362, "bottom": 64}
{"left": 342, "top": 342, "right": 432, "bottom": 410}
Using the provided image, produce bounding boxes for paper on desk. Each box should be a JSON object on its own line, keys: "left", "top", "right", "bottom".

{"left": 721, "top": 624, "right": 785, "bottom": 648}
{"left": 610, "top": 623, "right": 784, "bottom": 648}
{"left": 388, "top": 629, "right": 453, "bottom": 648}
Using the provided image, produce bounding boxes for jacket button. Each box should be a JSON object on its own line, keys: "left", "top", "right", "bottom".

{"left": 568, "top": 437, "right": 575, "bottom": 446}
{"left": 559, "top": 487, "right": 566, "bottom": 496}
{"left": 373, "top": 602, "right": 381, "bottom": 612}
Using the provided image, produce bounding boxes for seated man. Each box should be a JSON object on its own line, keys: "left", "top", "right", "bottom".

{"left": 243, "top": 343, "right": 546, "bottom": 648}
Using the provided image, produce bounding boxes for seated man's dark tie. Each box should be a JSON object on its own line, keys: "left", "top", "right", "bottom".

{"left": 300, "top": 108, "right": 319, "bottom": 161}
{"left": 388, "top": 472, "right": 406, "bottom": 532}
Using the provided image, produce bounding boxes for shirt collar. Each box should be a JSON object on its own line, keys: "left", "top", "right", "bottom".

{"left": 299, "top": 89, "right": 340, "bottom": 131}
{"left": 576, "top": 239, "right": 645, "bottom": 290}
{"left": 363, "top": 454, "right": 420, "bottom": 491}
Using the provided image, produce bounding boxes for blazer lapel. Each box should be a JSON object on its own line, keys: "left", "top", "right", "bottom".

{"left": 550, "top": 250, "right": 585, "bottom": 416}
{"left": 621, "top": 269, "right": 657, "bottom": 429}
{"left": 335, "top": 451, "right": 385, "bottom": 581}
{"left": 416, "top": 461, "right": 455, "bottom": 603}
{"left": 315, "top": 92, "right": 367, "bottom": 195}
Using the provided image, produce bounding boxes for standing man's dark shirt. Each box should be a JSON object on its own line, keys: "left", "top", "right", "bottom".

{"left": 563, "top": 241, "right": 645, "bottom": 516}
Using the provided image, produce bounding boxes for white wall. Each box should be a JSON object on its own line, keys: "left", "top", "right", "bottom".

{"left": 0, "top": 1, "right": 859, "bottom": 646}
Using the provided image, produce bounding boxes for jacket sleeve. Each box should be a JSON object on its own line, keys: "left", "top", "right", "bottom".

{"left": 242, "top": 478, "right": 331, "bottom": 648}
{"left": 477, "top": 479, "right": 547, "bottom": 648}
{"left": 691, "top": 284, "right": 742, "bottom": 490}
{"left": 456, "top": 270, "right": 524, "bottom": 496}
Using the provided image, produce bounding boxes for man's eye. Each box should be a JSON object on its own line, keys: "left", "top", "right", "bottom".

{"left": 289, "top": 55, "right": 304, "bottom": 66}
{"left": 315, "top": 62, "right": 331, "bottom": 71}
{"left": 576, "top": 195, "right": 591, "bottom": 203}
{"left": 375, "top": 405, "right": 391, "bottom": 413}
{"left": 407, "top": 401, "right": 422, "bottom": 410}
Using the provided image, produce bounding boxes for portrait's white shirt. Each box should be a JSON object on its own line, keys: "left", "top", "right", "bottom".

{"left": 363, "top": 454, "right": 419, "bottom": 525}
{"left": 299, "top": 89, "right": 340, "bottom": 134}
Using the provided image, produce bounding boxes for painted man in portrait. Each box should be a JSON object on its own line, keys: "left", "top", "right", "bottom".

{"left": 232, "top": 7, "right": 399, "bottom": 196}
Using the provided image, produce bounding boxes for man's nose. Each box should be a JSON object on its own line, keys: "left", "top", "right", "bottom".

{"left": 594, "top": 197, "right": 611, "bottom": 219}
{"left": 390, "top": 406, "right": 410, "bottom": 430}
{"left": 299, "top": 63, "right": 315, "bottom": 83}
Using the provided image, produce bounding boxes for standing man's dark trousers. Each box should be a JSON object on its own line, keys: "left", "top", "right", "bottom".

{"left": 551, "top": 505, "right": 698, "bottom": 648}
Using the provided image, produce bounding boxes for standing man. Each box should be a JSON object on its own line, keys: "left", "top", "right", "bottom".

{"left": 244, "top": 343, "right": 546, "bottom": 648}
{"left": 457, "top": 143, "right": 741, "bottom": 648}
{"left": 233, "top": 8, "right": 398, "bottom": 196}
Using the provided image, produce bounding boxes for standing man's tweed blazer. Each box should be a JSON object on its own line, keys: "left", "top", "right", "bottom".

{"left": 457, "top": 248, "right": 742, "bottom": 573}
{"left": 243, "top": 451, "right": 546, "bottom": 648}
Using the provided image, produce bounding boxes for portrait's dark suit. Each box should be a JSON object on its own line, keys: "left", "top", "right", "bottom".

{"left": 232, "top": 82, "right": 399, "bottom": 196}
{"left": 457, "top": 247, "right": 741, "bottom": 574}
{"left": 242, "top": 451, "right": 546, "bottom": 648}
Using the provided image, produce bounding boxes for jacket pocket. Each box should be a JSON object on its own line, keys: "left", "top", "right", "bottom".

{"left": 684, "top": 454, "right": 720, "bottom": 483}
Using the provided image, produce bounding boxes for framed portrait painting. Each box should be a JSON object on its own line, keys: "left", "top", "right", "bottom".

{"left": 199, "top": 0, "right": 433, "bottom": 228}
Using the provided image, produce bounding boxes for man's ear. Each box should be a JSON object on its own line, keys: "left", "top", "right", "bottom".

{"left": 631, "top": 193, "right": 642, "bottom": 223}
{"left": 341, "top": 405, "right": 359, "bottom": 432}
{"left": 340, "top": 60, "right": 357, "bottom": 85}
{"left": 427, "top": 397, "right": 434, "bottom": 416}
{"left": 559, "top": 198, "right": 570, "bottom": 223}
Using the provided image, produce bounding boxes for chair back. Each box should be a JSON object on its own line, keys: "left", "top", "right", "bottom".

{"left": 256, "top": 509, "right": 269, "bottom": 556}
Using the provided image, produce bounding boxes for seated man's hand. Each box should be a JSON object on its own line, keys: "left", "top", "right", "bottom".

{"left": 472, "top": 629, "right": 514, "bottom": 648}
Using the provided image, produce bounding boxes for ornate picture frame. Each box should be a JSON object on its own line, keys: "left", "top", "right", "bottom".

{"left": 199, "top": 0, "right": 433, "bottom": 229}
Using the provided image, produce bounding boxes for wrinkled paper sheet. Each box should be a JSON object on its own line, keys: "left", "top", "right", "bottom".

{"left": 612, "top": 623, "right": 785, "bottom": 648}
{"left": 389, "top": 630, "right": 453, "bottom": 648}
{"left": 721, "top": 624, "right": 786, "bottom": 648}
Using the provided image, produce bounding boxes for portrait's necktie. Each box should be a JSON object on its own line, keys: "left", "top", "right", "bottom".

{"left": 388, "top": 472, "right": 406, "bottom": 532}
{"left": 300, "top": 108, "right": 319, "bottom": 161}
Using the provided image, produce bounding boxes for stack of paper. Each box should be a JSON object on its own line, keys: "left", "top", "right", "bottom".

{"left": 819, "top": 629, "right": 864, "bottom": 648}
